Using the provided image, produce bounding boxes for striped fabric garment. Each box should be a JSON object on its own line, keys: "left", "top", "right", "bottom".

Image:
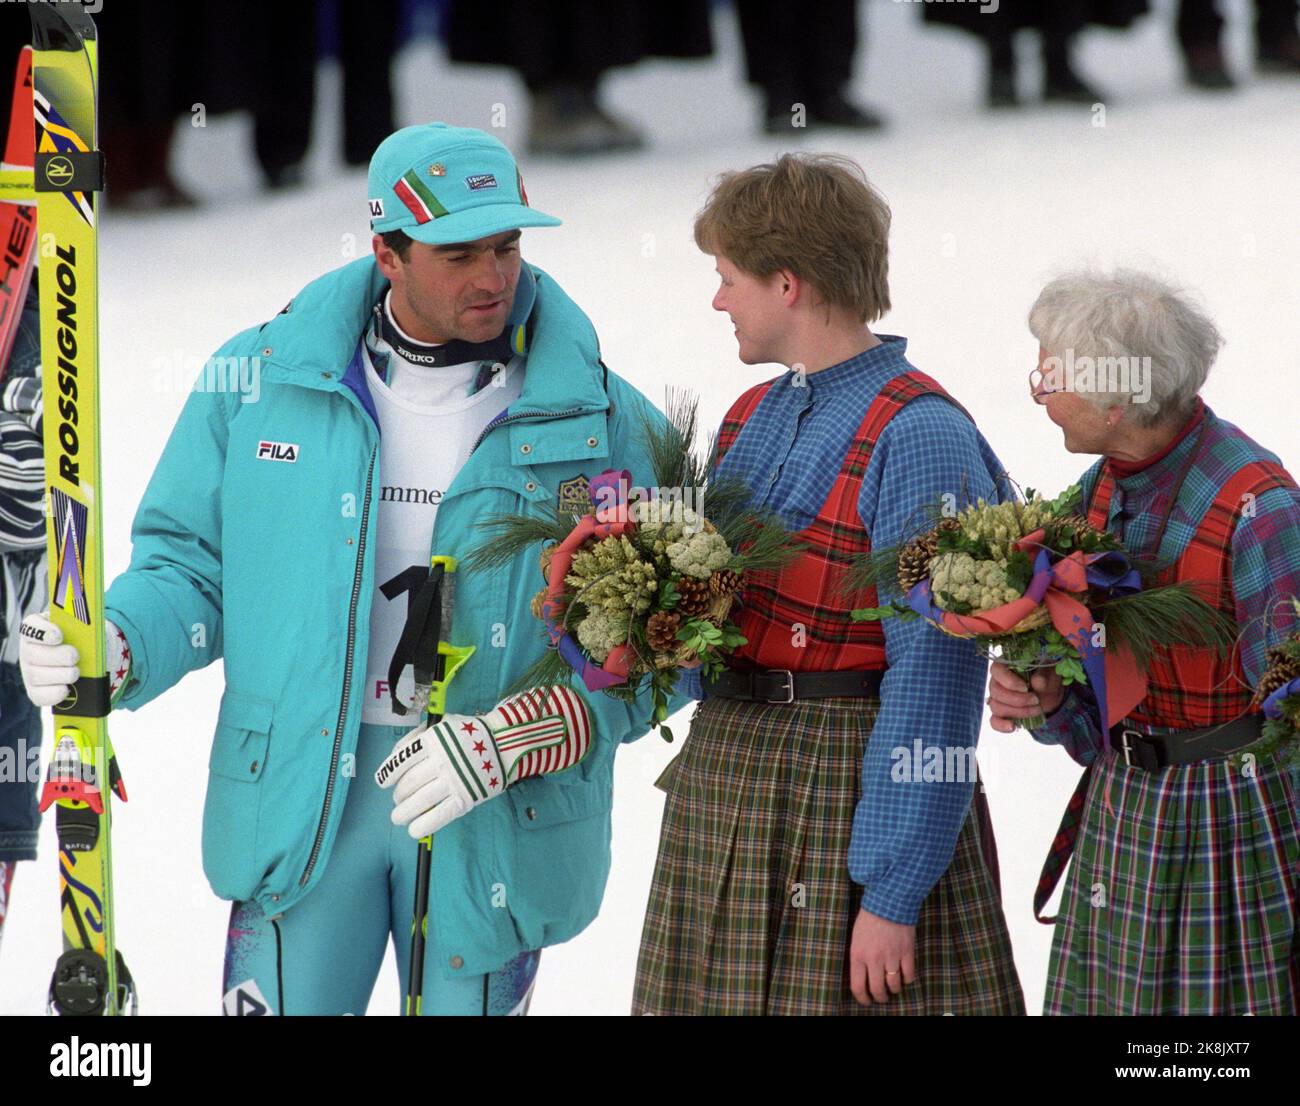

{"left": 425, "top": 685, "right": 596, "bottom": 803}
{"left": 492, "top": 684, "right": 593, "bottom": 782}
{"left": 0, "top": 298, "right": 47, "bottom": 667}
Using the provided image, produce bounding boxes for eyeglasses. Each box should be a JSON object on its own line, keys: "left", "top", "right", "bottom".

{"left": 1028, "top": 367, "right": 1060, "bottom": 405}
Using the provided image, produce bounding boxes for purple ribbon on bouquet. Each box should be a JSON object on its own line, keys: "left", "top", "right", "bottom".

{"left": 908, "top": 537, "right": 1144, "bottom": 730}
{"left": 1262, "top": 677, "right": 1300, "bottom": 720}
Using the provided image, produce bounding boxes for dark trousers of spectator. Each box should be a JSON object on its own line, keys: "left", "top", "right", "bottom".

{"left": 0, "top": 662, "right": 42, "bottom": 864}
{"left": 734, "top": 0, "right": 857, "bottom": 115}
{"left": 254, "top": 0, "right": 399, "bottom": 175}
{"left": 1178, "top": 0, "right": 1299, "bottom": 49}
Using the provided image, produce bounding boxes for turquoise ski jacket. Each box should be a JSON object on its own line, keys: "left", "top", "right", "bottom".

{"left": 105, "top": 257, "right": 683, "bottom": 979}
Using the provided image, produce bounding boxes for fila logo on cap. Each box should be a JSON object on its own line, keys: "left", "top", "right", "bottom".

{"left": 368, "top": 198, "right": 384, "bottom": 218}
{"left": 257, "top": 440, "right": 299, "bottom": 463}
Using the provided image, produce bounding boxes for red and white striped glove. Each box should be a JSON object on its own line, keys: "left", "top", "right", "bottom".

{"left": 375, "top": 685, "right": 593, "bottom": 838}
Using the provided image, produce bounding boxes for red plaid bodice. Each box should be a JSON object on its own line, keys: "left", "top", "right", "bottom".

{"left": 1087, "top": 459, "right": 1294, "bottom": 729}
{"left": 716, "top": 370, "right": 968, "bottom": 671}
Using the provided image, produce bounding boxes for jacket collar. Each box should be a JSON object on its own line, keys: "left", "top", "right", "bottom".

{"left": 257, "top": 258, "right": 610, "bottom": 419}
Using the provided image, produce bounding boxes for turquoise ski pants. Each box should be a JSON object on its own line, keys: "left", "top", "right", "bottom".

{"left": 220, "top": 722, "right": 540, "bottom": 1015}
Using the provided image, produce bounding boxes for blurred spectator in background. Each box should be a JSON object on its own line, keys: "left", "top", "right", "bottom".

{"left": 0, "top": 275, "right": 46, "bottom": 956}
{"left": 736, "top": 0, "right": 885, "bottom": 134}
{"left": 924, "top": 1, "right": 1149, "bottom": 109}
{"left": 97, "top": 4, "right": 226, "bottom": 209}
{"left": 1178, "top": 0, "right": 1300, "bottom": 88}
{"left": 0, "top": 11, "right": 42, "bottom": 958}
{"left": 96, "top": 1, "right": 400, "bottom": 202}
{"left": 445, "top": 0, "right": 712, "bottom": 156}
{"left": 254, "top": 0, "right": 399, "bottom": 189}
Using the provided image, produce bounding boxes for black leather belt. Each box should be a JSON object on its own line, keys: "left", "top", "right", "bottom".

{"left": 1108, "top": 715, "right": 1263, "bottom": 772}
{"left": 704, "top": 668, "right": 883, "bottom": 704}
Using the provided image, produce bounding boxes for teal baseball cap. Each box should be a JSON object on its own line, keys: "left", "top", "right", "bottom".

{"left": 367, "top": 122, "right": 561, "bottom": 245}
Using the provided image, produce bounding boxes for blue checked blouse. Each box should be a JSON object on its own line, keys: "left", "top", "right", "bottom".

{"left": 681, "top": 336, "right": 1010, "bottom": 924}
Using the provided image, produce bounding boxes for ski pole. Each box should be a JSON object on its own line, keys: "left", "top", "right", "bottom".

{"left": 395, "top": 555, "right": 473, "bottom": 1015}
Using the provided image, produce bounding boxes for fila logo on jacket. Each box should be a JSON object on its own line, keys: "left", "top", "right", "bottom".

{"left": 256, "top": 440, "right": 299, "bottom": 463}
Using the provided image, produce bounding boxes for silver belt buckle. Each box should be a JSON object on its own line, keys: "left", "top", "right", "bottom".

{"left": 1119, "top": 728, "right": 1141, "bottom": 768}
{"left": 766, "top": 669, "right": 795, "bottom": 705}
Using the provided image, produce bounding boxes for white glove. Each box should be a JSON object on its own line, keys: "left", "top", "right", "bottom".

{"left": 375, "top": 685, "right": 593, "bottom": 838}
{"left": 18, "top": 612, "right": 132, "bottom": 708}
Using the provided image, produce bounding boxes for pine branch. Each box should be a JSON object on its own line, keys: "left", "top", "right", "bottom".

{"left": 1095, "top": 582, "right": 1235, "bottom": 669}
{"left": 726, "top": 510, "right": 808, "bottom": 572}
{"left": 842, "top": 543, "right": 910, "bottom": 598}
{"left": 697, "top": 474, "right": 763, "bottom": 540}
{"left": 637, "top": 388, "right": 701, "bottom": 492}
{"left": 463, "top": 507, "right": 576, "bottom": 573}
{"left": 498, "top": 646, "right": 576, "bottom": 700}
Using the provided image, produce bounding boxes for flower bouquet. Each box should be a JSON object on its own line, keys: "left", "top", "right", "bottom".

{"left": 465, "top": 391, "right": 804, "bottom": 741}
{"left": 1242, "top": 598, "right": 1300, "bottom": 770}
{"left": 849, "top": 485, "right": 1234, "bottom": 729}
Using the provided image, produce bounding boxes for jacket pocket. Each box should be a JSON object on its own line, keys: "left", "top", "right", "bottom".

{"left": 208, "top": 691, "right": 274, "bottom": 781}
{"left": 504, "top": 787, "right": 614, "bottom": 950}
{"left": 506, "top": 755, "right": 613, "bottom": 829}
{"left": 202, "top": 690, "right": 275, "bottom": 901}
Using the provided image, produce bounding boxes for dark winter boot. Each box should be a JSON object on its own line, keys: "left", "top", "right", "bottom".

{"left": 1043, "top": 37, "right": 1104, "bottom": 104}
{"left": 1183, "top": 43, "right": 1235, "bottom": 89}
{"left": 988, "top": 41, "right": 1018, "bottom": 109}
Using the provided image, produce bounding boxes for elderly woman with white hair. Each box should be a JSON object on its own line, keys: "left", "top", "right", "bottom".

{"left": 987, "top": 268, "right": 1300, "bottom": 1016}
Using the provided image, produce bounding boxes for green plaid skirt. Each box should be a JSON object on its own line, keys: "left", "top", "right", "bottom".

{"left": 633, "top": 694, "right": 1025, "bottom": 1015}
{"left": 1045, "top": 745, "right": 1300, "bottom": 1015}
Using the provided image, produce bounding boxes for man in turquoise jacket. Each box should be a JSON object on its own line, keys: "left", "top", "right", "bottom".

{"left": 19, "top": 123, "right": 681, "bottom": 1015}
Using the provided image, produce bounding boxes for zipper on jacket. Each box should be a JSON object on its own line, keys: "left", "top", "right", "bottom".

{"left": 300, "top": 442, "right": 377, "bottom": 887}
{"left": 468, "top": 406, "right": 592, "bottom": 458}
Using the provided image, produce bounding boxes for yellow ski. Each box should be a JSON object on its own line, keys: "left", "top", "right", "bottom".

{"left": 30, "top": 0, "right": 133, "bottom": 1016}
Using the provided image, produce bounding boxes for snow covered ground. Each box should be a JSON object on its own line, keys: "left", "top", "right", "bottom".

{"left": 2, "top": 0, "right": 1296, "bottom": 1015}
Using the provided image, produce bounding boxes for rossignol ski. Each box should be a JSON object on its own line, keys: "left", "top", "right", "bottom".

{"left": 29, "top": 1, "right": 134, "bottom": 1016}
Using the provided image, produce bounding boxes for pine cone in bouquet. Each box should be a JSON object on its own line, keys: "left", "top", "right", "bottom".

{"left": 709, "top": 568, "right": 741, "bottom": 596}
{"left": 646, "top": 611, "right": 683, "bottom": 652}
{"left": 539, "top": 543, "right": 557, "bottom": 582}
{"left": 1254, "top": 642, "right": 1300, "bottom": 706}
{"left": 897, "top": 539, "right": 935, "bottom": 593}
{"left": 897, "top": 519, "right": 959, "bottom": 592}
{"left": 676, "top": 575, "right": 713, "bottom": 617}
